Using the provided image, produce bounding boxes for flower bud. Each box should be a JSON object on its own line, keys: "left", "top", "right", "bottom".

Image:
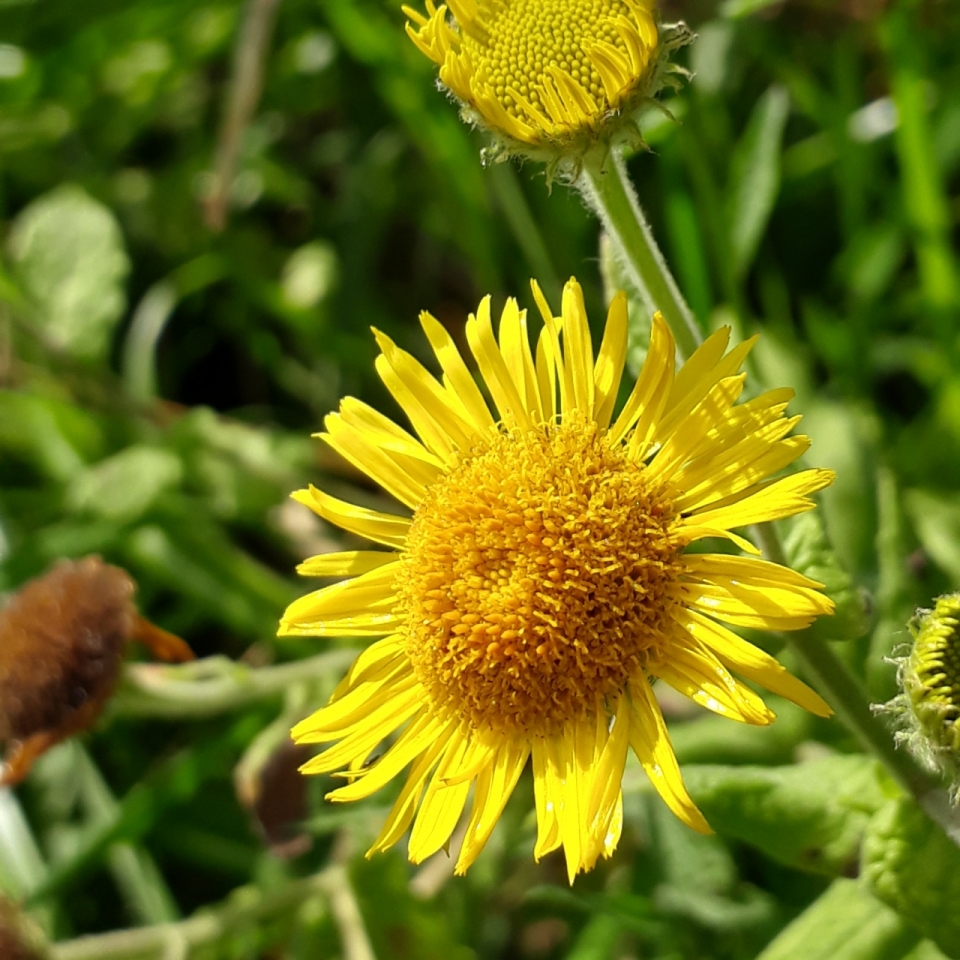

{"left": 404, "top": 1, "right": 691, "bottom": 171}
{"left": 879, "top": 593, "right": 960, "bottom": 794}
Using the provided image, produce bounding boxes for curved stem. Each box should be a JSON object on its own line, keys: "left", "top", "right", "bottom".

{"left": 752, "top": 523, "right": 960, "bottom": 844}
{"left": 110, "top": 649, "right": 356, "bottom": 719}
{"left": 579, "top": 142, "right": 960, "bottom": 843}
{"left": 578, "top": 149, "right": 703, "bottom": 361}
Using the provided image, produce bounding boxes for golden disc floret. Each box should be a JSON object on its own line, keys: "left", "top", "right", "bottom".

{"left": 398, "top": 414, "right": 680, "bottom": 737}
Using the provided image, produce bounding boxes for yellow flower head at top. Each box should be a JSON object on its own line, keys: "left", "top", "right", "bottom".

{"left": 403, "top": 0, "right": 689, "bottom": 162}
{"left": 280, "top": 278, "right": 835, "bottom": 882}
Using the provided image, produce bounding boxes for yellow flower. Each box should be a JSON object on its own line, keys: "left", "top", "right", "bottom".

{"left": 403, "top": 0, "right": 686, "bottom": 159}
{"left": 280, "top": 278, "right": 835, "bottom": 882}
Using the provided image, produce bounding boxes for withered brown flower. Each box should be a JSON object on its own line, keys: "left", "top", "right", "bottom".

{"left": 0, "top": 556, "right": 194, "bottom": 785}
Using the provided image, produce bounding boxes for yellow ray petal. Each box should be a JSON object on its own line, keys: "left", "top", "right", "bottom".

{"left": 683, "top": 387, "right": 795, "bottom": 463}
{"left": 648, "top": 636, "right": 775, "bottom": 725}
{"left": 374, "top": 329, "right": 478, "bottom": 449}
{"left": 419, "top": 311, "right": 496, "bottom": 434}
{"left": 593, "top": 292, "right": 629, "bottom": 430}
{"left": 678, "top": 558, "right": 835, "bottom": 620}
{"left": 499, "top": 298, "right": 543, "bottom": 422}
{"left": 291, "top": 666, "right": 416, "bottom": 743}
{"left": 532, "top": 737, "right": 563, "bottom": 860}
{"left": 627, "top": 674, "right": 711, "bottom": 834}
{"left": 672, "top": 410, "right": 802, "bottom": 495}
{"left": 327, "top": 712, "right": 449, "bottom": 802}
{"left": 455, "top": 739, "right": 529, "bottom": 874}
{"left": 602, "top": 793, "right": 624, "bottom": 859}
{"left": 280, "top": 563, "right": 398, "bottom": 627}
{"left": 609, "top": 312, "right": 675, "bottom": 453}
{"left": 674, "top": 436, "right": 810, "bottom": 514}
{"left": 672, "top": 579, "right": 826, "bottom": 631}
{"left": 677, "top": 608, "right": 833, "bottom": 718}
{"left": 409, "top": 731, "right": 474, "bottom": 862}
{"left": 647, "top": 375, "right": 746, "bottom": 481}
{"left": 681, "top": 468, "right": 835, "bottom": 531}
{"left": 663, "top": 326, "right": 730, "bottom": 421}
{"left": 296, "top": 551, "right": 400, "bottom": 578}
{"left": 561, "top": 278, "right": 595, "bottom": 415}
{"left": 658, "top": 332, "right": 757, "bottom": 441}
{"left": 440, "top": 736, "right": 497, "bottom": 786}
{"left": 466, "top": 297, "right": 533, "bottom": 430}
{"left": 677, "top": 523, "right": 762, "bottom": 555}
{"left": 556, "top": 714, "right": 600, "bottom": 882}
{"left": 338, "top": 397, "right": 444, "bottom": 469}
{"left": 587, "top": 697, "right": 630, "bottom": 862}
{"left": 298, "top": 695, "right": 424, "bottom": 773}
{"left": 367, "top": 727, "right": 450, "bottom": 855}
{"left": 291, "top": 486, "right": 410, "bottom": 549}
{"left": 321, "top": 414, "right": 432, "bottom": 509}
{"left": 535, "top": 323, "right": 559, "bottom": 422}
{"left": 327, "top": 635, "right": 405, "bottom": 703}
{"left": 680, "top": 553, "right": 826, "bottom": 590}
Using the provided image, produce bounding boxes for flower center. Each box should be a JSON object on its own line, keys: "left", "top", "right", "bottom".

{"left": 397, "top": 417, "right": 681, "bottom": 737}
{"left": 464, "top": 0, "right": 637, "bottom": 122}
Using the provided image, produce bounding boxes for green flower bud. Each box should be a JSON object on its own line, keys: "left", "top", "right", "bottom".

{"left": 879, "top": 593, "right": 960, "bottom": 795}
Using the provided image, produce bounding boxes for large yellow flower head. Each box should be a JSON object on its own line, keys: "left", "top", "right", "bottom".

{"left": 280, "top": 278, "right": 835, "bottom": 882}
{"left": 403, "top": 0, "right": 688, "bottom": 161}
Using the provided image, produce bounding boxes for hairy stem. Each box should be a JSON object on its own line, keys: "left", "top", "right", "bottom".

{"left": 111, "top": 649, "right": 357, "bottom": 719}
{"left": 578, "top": 149, "right": 703, "bottom": 361}
{"left": 752, "top": 523, "right": 960, "bottom": 844}
{"left": 578, "top": 145, "right": 960, "bottom": 842}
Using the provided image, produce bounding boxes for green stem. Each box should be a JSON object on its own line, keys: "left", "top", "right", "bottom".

{"left": 578, "top": 149, "right": 703, "bottom": 361}
{"left": 752, "top": 524, "right": 960, "bottom": 844}
{"left": 110, "top": 649, "right": 356, "bottom": 719}
{"left": 48, "top": 864, "right": 375, "bottom": 960}
{"left": 578, "top": 135, "right": 960, "bottom": 844}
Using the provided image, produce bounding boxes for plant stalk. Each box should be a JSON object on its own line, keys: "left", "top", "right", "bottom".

{"left": 578, "top": 146, "right": 960, "bottom": 842}
{"left": 752, "top": 523, "right": 960, "bottom": 844}
{"left": 49, "top": 864, "right": 375, "bottom": 960}
{"left": 578, "top": 149, "right": 703, "bottom": 361}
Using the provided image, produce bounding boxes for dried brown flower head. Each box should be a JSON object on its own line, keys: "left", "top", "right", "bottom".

{"left": 0, "top": 556, "right": 194, "bottom": 785}
{"left": 0, "top": 897, "right": 44, "bottom": 960}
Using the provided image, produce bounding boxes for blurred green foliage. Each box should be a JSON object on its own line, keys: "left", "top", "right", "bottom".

{"left": 1, "top": 0, "right": 960, "bottom": 957}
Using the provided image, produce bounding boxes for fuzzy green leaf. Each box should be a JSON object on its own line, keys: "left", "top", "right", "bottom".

{"left": 782, "top": 511, "right": 871, "bottom": 642}
{"left": 863, "top": 797, "right": 960, "bottom": 959}
{"left": 684, "top": 756, "right": 892, "bottom": 875}
{"left": 757, "top": 879, "right": 919, "bottom": 960}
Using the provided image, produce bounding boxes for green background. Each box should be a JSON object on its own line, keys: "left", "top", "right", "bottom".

{"left": 1, "top": 0, "right": 959, "bottom": 957}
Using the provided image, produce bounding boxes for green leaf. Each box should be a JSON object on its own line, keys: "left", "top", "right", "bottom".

{"left": 756, "top": 878, "right": 919, "bottom": 960}
{"left": 683, "top": 756, "right": 892, "bottom": 875}
{"left": 7, "top": 184, "right": 130, "bottom": 361}
{"left": 728, "top": 85, "right": 790, "bottom": 279}
{"left": 720, "top": 0, "right": 784, "bottom": 18}
{"left": 801, "top": 399, "right": 879, "bottom": 578}
{"left": 0, "top": 392, "right": 103, "bottom": 480}
{"left": 670, "top": 699, "right": 812, "bottom": 766}
{"left": 65, "top": 446, "right": 183, "bottom": 522}
{"left": 782, "top": 511, "right": 870, "bottom": 642}
{"left": 564, "top": 914, "right": 624, "bottom": 960}
{"left": 863, "top": 797, "right": 960, "bottom": 959}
